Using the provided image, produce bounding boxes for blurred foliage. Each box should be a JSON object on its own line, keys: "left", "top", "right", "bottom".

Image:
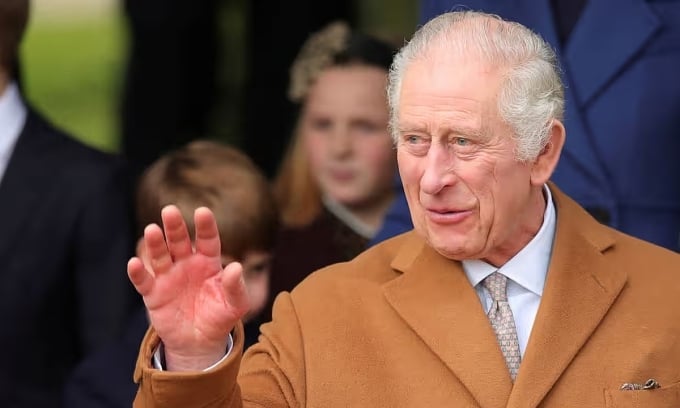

{"left": 20, "top": 13, "right": 126, "bottom": 153}
{"left": 210, "top": 0, "right": 248, "bottom": 148}
{"left": 357, "top": 0, "right": 419, "bottom": 45}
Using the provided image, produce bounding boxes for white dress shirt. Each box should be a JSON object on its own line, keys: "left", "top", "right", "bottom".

{"left": 0, "top": 82, "right": 27, "bottom": 182}
{"left": 153, "top": 335, "right": 233, "bottom": 372}
{"left": 462, "top": 185, "right": 556, "bottom": 357}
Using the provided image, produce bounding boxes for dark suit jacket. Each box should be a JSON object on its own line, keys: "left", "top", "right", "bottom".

{"left": 62, "top": 308, "right": 263, "bottom": 408}
{"left": 133, "top": 185, "right": 680, "bottom": 407}
{"left": 375, "top": 0, "right": 680, "bottom": 252}
{"left": 0, "top": 110, "right": 137, "bottom": 407}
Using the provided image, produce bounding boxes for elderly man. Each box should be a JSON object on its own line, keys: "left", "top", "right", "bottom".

{"left": 129, "top": 11, "right": 680, "bottom": 408}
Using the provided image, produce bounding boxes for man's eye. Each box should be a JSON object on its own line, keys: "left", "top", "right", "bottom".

{"left": 406, "top": 135, "right": 421, "bottom": 144}
{"left": 454, "top": 137, "right": 470, "bottom": 146}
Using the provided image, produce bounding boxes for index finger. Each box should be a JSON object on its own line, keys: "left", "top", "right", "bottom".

{"left": 194, "top": 207, "right": 221, "bottom": 260}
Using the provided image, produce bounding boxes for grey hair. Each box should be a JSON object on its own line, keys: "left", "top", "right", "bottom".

{"left": 387, "top": 11, "right": 564, "bottom": 161}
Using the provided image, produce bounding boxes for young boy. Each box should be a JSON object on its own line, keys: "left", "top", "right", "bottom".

{"left": 63, "top": 140, "right": 278, "bottom": 407}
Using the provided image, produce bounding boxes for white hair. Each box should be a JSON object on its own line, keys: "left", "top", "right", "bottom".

{"left": 388, "top": 11, "right": 564, "bottom": 161}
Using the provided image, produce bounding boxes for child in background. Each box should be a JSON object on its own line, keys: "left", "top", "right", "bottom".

{"left": 63, "top": 140, "right": 278, "bottom": 407}
{"left": 267, "top": 22, "right": 398, "bottom": 319}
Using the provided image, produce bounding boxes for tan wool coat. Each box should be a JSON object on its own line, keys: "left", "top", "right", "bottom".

{"left": 134, "top": 186, "right": 680, "bottom": 407}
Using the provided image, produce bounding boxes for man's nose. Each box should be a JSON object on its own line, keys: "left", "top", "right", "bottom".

{"left": 420, "top": 144, "right": 456, "bottom": 195}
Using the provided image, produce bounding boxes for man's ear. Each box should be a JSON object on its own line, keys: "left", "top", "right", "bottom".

{"left": 530, "top": 119, "right": 565, "bottom": 186}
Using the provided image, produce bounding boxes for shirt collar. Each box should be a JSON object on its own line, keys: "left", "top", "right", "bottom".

{"left": 0, "top": 82, "right": 27, "bottom": 163}
{"left": 462, "top": 185, "right": 556, "bottom": 296}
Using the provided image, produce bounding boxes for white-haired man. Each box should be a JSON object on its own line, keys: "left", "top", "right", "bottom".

{"left": 128, "top": 11, "right": 680, "bottom": 407}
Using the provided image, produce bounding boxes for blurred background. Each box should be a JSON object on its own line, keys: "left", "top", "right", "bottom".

{"left": 21, "top": 0, "right": 419, "bottom": 175}
{"left": 22, "top": 0, "right": 123, "bottom": 152}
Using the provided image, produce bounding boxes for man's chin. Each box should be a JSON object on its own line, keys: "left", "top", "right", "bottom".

{"left": 429, "top": 238, "right": 477, "bottom": 261}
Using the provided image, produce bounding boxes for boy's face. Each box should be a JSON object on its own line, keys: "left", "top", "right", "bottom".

{"left": 222, "top": 251, "right": 271, "bottom": 323}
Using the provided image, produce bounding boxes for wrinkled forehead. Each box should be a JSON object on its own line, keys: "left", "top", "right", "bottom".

{"left": 400, "top": 52, "right": 504, "bottom": 109}
{"left": 397, "top": 52, "right": 509, "bottom": 140}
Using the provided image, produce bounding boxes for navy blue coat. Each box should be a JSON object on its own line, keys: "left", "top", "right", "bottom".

{"left": 375, "top": 0, "right": 680, "bottom": 251}
{"left": 0, "top": 110, "right": 138, "bottom": 406}
{"left": 63, "top": 308, "right": 264, "bottom": 408}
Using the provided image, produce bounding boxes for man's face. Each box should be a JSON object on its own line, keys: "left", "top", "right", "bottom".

{"left": 396, "top": 51, "right": 544, "bottom": 265}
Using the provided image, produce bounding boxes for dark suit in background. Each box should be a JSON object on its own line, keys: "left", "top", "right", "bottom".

{"left": 375, "top": 0, "right": 680, "bottom": 251}
{"left": 0, "top": 109, "right": 138, "bottom": 407}
{"left": 62, "top": 308, "right": 263, "bottom": 408}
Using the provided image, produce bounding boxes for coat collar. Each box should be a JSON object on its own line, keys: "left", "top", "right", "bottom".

{"left": 383, "top": 184, "right": 626, "bottom": 408}
{"left": 563, "top": 0, "right": 660, "bottom": 107}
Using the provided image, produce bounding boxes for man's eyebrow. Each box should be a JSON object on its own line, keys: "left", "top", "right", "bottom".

{"left": 449, "top": 125, "right": 484, "bottom": 138}
{"left": 396, "top": 120, "right": 429, "bottom": 133}
{"left": 397, "top": 124, "right": 485, "bottom": 138}
{"left": 397, "top": 126, "right": 424, "bottom": 133}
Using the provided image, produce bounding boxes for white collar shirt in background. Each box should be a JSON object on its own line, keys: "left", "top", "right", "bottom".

{"left": 0, "top": 82, "right": 27, "bottom": 182}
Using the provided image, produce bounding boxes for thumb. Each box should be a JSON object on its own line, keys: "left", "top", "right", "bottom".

{"left": 221, "top": 262, "right": 251, "bottom": 320}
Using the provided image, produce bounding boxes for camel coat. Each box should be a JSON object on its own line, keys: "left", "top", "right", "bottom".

{"left": 133, "top": 186, "right": 680, "bottom": 407}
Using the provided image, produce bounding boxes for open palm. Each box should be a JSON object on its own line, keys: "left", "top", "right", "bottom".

{"left": 128, "top": 205, "right": 250, "bottom": 370}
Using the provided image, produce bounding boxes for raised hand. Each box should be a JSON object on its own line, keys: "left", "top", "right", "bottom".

{"left": 127, "top": 205, "right": 250, "bottom": 371}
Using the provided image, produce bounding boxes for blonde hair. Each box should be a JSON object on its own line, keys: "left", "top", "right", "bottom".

{"left": 273, "top": 122, "right": 322, "bottom": 226}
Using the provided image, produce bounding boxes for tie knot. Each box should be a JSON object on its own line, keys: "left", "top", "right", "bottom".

{"left": 482, "top": 272, "right": 508, "bottom": 302}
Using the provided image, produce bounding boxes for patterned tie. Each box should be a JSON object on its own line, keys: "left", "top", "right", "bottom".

{"left": 482, "top": 272, "right": 521, "bottom": 380}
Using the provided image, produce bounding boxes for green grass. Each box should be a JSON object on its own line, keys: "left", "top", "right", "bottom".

{"left": 20, "top": 14, "right": 126, "bottom": 153}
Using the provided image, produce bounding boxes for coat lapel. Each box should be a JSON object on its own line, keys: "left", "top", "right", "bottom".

{"left": 529, "top": 0, "right": 613, "bottom": 189}
{"left": 498, "top": 0, "right": 613, "bottom": 190}
{"left": 0, "top": 113, "right": 43, "bottom": 262}
{"left": 565, "top": 0, "right": 660, "bottom": 106}
{"left": 507, "top": 186, "right": 627, "bottom": 408}
{"left": 383, "top": 234, "right": 513, "bottom": 408}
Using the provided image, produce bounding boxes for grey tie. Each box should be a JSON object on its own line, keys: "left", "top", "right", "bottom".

{"left": 482, "top": 272, "right": 521, "bottom": 380}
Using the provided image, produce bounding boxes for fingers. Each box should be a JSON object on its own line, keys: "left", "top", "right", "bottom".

{"left": 143, "top": 223, "right": 173, "bottom": 276}
{"left": 194, "top": 207, "right": 222, "bottom": 260}
{"left": 161, "top": 205, "right": 193, "bottom": 261}
{"left": 127, "top": 257, "right": 154, "bottom": 297}
{"left": 221, "top": 262, "right": 251, "bottom": 319}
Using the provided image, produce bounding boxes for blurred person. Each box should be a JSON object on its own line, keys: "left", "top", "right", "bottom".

{"left": 128, "top": 11, "right": 680, "bottom": 407}
{"left": 120, "top": 0, "right": 356, "bottom": 180}
{"left": 374, "top": 0, "right": 680, "bottom": 252}
{"left": 63, "top": 140, "right": 279, "bottom": 407}
{"left": 243, "top": 1, "right": 356, "bottom": 177}
{"left": 0, "top": 0, "right": 138, "bottom": 405}
{"left": 268, "top": 22, "right": 398, "bottom": 310}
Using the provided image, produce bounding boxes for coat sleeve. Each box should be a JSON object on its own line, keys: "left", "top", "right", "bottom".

{"left": 133, "top": 292, "right": 306, "bottom": 408}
